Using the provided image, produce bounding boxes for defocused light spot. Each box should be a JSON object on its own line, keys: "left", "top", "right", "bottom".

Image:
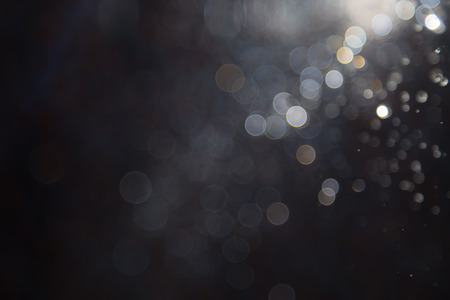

{"left": 296, "top": 145, "right": 316, "bottom": 165}
{"left": 431, "top": 205, "right": 440, "bottom": 215}
{"left": 327, "top": 35, "right": 344, "bottom": 53}
{"left": 120, "top": 171, "right": 152, "bottom": 204}
{"left": 416, "top": 90, "right": 428, "bottom": 103}
{"left": 322, "top": 178, "right": 339, "bottom": 195}
{"left": 429, "top": 68, "right": 444, "bottom": 83}
{"left": 415, "top": 5, "right": 432, "bottom": 26}
{"left": 265, "top": 115, "right": 287, "bottom": 139}
{"left": 325, "top": 103, "right": 340, "bottom": 119}
{"left": 363, "top": 89, "right": 373, "bottom": 99}
{"left": 376, "top": 104, "right": 391, "bottom": 119}
{"left": 245, "top": 114, "right": 266, "bottom": 136}
{"left": 421, "top": 0, "right": 440, "bottom": 8}
{"left": 113, "top": 240, "right": 149, "bottom": 276}
{"left": 205, "top": 211, "right": 234, "bottom": 238}
{"left": 396, "top": 1, "right": 416, "bottom": 20}
{"left": 133, "top": 197, "right": 168, "bottom": 231}
{"left": 345, "top": 26, "right": 366, "bottom": 48}
{"left": 371, "top": 14, "right": 393, "bottom": 35}
{"left": 300, "top": 67, "right": 323, "bottom": 86}
{"left": 267, "top": 202, "right": 289, "bottom": 225}
{"left": 289, "top": 47, "right": 307, "bottom": 74}
{"left": 414, "top": 192, "right": 424, "bottom": 203}
{"left": 410, "top": 160, "right": 422, "bottom": 172}
{"left": 336, "top": 47, "right": 353, "bottom": 64}
{"left": 352, "top": 179, "right": 366, "bottom": 192}
{"left": 325, "top": 70, "right": 343, "bottom": 89}
{"left": 300, "top": 79, "right": 321, "bottom": 99}
{"left": 399, "top": 180, "right": 415, "bottom": 191}
{"left": 425, "top": 14, "right": 441, "bottom": 31}
{"left": 307, "top": 43, "right": 332, "bottom": 69}
{"left": 238, "top": 203, "right": 263, "bottom": 227}
{"left": 215, "top": 64, "right": 245, "bottom": 93}
{"left": 352, "top": 55, "right": 365, "bottom": 68}
{"left": 370, "top": 118, "right": 381, "bottom": 130}
{"left": 318, "top": 188, "right": 336, "bottom": 206}
{"left": 286, "top": 106, "right": 307, "bottom": 127}
{"left": 227, "top": 263, "right": 254, "bottom": 290}
{"left": 201, "top": 184, "right": 228, "bottom": 212}
{"left": 269, "top": 283, "right": 295, "bottom": 300}
{"left": 222, "top": 237, "right": 250, "bottom": 263}
{"left": 273, "top": 92, "right": 296, "bottom": 115}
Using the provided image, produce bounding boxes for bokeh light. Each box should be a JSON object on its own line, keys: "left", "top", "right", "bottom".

{"left": 371, "top": 14, "right": 393, "bottom": 36}
{"left": 336, "top": 47, "right": 354, "bottom": 64}
{"left": 286, "top": 106, "right": 308, "bottom": 128}
{"left": 18, "top": 0, "right": 450, "bottom": 298}
{"left": 376, "top": 104, "right": 392, "bottom": 119}
{"left": 296, "top": 145, "right": 316, "bottom": 165}
{"left": 215, "top": 64, "right": 245, "bottom": 93}
{"left": 120, "top": 171, "right": 152, "bottom": 204}
{"left": 325, "top": 70, "right": 344, "bottom": 89}
{"left": 396, "top": 1, "right": 416, "bottom": 20}
{"left": 245, "top": 114, "right": 266, "bottom": 136}
{"left": 267, "top": 202, "right": 289, "bottom": 225}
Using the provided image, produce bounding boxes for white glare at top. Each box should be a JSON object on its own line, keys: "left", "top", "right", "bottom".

{"left": 345, "top": 26, "right": 367, "bottom": 48}
{"left": 325, "top": 70, "right": 344, "bottom": 89}
{"left": 396, "top": 1, "right": 416, "bottom": 20}
{"left": 371, "top": 14, "right": 393, "bottom": 35}
{"left": 425, "top": 14, "right": 441, "bottom": 31}
{"left": 286, "top": 106, "right": 307, "bottom": 128}
{"left": 245, "top": 114, "right": 266, "bottom": 136}
{"left": 376, "top": 104, "right": 391, "bottom": 119}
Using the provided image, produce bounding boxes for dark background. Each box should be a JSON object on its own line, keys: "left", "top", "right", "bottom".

{"left": 1, "top": 0, "right": 450, "bottom": 299}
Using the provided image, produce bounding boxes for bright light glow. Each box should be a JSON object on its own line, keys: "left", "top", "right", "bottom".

{"left": 245, "top": 114, "right": 266, "bottom": 136}
{"left": 336, "top": 47, "right": 354, "bottom": 64}
{"left": 396, "top": 1, "right": 415, "bottom": 20}
{"left": 345, "top": 0, "right": 396, "bottom": 33}
{"left": 345, "top": 26, "right": 366, "bottom": 48}
{"left": 371, "top": 14, "right": 393, "bottom": 35}
{"left": 325, "top": 70, "right": 344, "bottom": 89}
{"left": 376, "top": 104, "right": 391, "bottom": 119}
{"left": 286, "top": 106, "right": 307, "bottom": 128}
{"left": 425, "top": 14, "right": 441, "bottom": 30}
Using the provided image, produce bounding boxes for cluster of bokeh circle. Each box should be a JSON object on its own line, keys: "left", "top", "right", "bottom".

{"left": 114, "top": 0, "right": 447, "bottom": 296}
